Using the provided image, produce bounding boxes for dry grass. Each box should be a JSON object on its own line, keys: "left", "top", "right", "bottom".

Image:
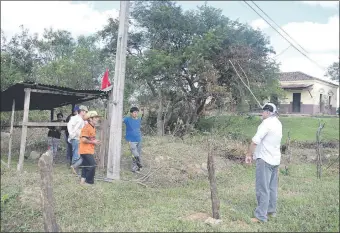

{"left": 1, "top": 134, "right": 339, "bottom": 232}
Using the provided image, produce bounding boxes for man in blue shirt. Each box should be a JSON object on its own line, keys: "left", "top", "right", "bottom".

{"left": 123, "top": 107, "right": 144, "bottom": 172}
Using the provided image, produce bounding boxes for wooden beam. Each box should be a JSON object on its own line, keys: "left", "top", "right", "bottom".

{"left": 8, "top": 99, "right": 15, "bottom": 168}
{"left": 31, "top": 88, "right": 99, "bottom": 98}
{"left": 17, "top": 88, "right": 31, "bottom": 172}
{"left": 106, "top": 1, "right": 130, "bottom": 180}
{"left": 3, "top": 122, "right": 104, "bottom": 128}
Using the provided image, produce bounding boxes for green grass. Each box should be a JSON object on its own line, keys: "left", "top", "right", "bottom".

{"left": 1, "top": 157, "right": 339, "bottom": 232}
{"left": 197, "top": 115, "right": 339, "bottom": 142}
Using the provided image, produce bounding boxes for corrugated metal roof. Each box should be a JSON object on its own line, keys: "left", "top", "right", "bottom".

{"left": 1, "top": 81, "right": 110, "bottom": 112}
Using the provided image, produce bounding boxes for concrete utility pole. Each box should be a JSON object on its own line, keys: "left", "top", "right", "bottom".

{"left": 107, "top": 1, "right": 130, "bottom": 180}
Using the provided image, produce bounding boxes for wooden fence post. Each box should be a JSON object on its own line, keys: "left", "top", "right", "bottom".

{"left": 207, "top": 138, "right": 220, "bottom": 219}
{"left": 39, "top": 151, "right": 60, "bottom": 232}
{"left": 8, "top": 99, "right": 15, "bottom": 168}
{"left": 316, "top": 120, "right": 325, "bottom": 179}
{"left": 17, "top": 88, "right": 31, "bottom": 171}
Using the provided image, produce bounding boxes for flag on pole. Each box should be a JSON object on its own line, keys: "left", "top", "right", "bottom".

{"left": 101, "top": 69, "right": 111, "bottom": 90}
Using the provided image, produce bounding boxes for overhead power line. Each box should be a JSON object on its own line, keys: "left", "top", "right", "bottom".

{"left": 250, "top": 1, "right": 309, "bottom": 55}
{"left": 243, "top": 1, "right": 327, "bottom": 72}
{"left": 273, "top": 45, "right": 291, "bottom": 59}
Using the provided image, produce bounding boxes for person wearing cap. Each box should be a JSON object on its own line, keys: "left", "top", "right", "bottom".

{"left": 47, "top": 112, "right": 66, "bottom": 159}
{"left": 245, "top": 103, "right": 282, "bottom": 223}
{"left": 79, "top": 111, "right": 101, "bottom": 185}
{"left": 65, "top": 105, "right": 80, "bottom": 165}
{"left": 123, "top": 107, "right": 144, "bottom": 173}
{"left": 67, "top": 105, "right": 88, "bottom": 175}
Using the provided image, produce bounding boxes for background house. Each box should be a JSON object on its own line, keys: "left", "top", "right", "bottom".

{"left": 279, "top": 72, "right": 339, "bottom": 115}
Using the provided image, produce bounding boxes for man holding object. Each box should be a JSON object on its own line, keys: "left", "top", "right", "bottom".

{"left": 245, "top": 103, "right": 282, "bottom": 223}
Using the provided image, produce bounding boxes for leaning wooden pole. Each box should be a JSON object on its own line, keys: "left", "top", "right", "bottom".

{"left": 316, "top": 120, "right": 325, "bottom": 179}
{"left": 39, "top": 150, "right": 60, "bottom": 232}
{"left": 8, "top": 99, "right": 15, "bottom": 168}
{"left": 207, "top": 139, "right": 220, "bottom": 219}
{"left": 107, "top": 1, "right": 130, "bottom": 180}
{"left": 17, "top": 88, "right": 31, "bottom": 171}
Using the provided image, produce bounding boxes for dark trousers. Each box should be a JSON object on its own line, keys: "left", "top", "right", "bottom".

{"left": 66, "top": 141, "right": 73, "bottom": 165}
{"left": 80, "top": 154, "right": 96, "bottom": 184}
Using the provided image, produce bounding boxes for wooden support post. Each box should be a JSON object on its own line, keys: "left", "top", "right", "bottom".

{"left": 39, "top": 151, "right": 60, "bottom": 232}
{"left": 8, "top": 99, "right": 15, "bottom": 168}
{"left": 50, "top": 109, "right": 54, "bottom": 121}
{"left": 207, "top": 139, "right": 220, "bottom": 219}
{"left": 71, "top": 103, "right": 75, "bottom": 113}
{"left": 107, "top": 1, "right": 130, "bottom": 180}
{"left": 17, "top": 88, "right": 31, "bottom": 172}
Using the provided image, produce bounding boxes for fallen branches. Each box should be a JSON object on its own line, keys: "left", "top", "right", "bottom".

{"left": 136, "top": 165, "right": 163, "bottom": 183}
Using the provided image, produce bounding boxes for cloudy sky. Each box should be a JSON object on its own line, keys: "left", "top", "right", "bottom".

{"left": 1, "top": 1, "right": 339, "bottom": 81}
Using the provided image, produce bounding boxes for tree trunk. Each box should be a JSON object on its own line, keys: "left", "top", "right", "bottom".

{"left": 207, "top": 140, "right": 220, "bottom": 219}
{"left": 157, "top": 90, "right": 164, "bottom": 136}
{"left": 38, "top": 151, "right": 60, "bottom": 232}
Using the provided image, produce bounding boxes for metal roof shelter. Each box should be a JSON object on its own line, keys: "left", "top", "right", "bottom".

{"left": 1, "top": 81, "right": 111, "bottom": 171}
{"left": 1, "top": 81, "right": 108, "bottom": 111}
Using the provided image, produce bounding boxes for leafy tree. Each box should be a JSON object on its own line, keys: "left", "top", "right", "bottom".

{"left": 325, "top": 62, "right": 339, "bottom": 82}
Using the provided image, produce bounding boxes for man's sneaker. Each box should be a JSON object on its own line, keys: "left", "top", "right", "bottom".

{"left": 267, "top": 212, "right": 277, "bottom": 218}
{"left": 132, "top": 165, "right": 139, "bottom": 173}
{"left": 251, "top": 218, "right": 266, "bottom": 223}
{"left": 70, "top": 165, "right": 77, "bottom": 175}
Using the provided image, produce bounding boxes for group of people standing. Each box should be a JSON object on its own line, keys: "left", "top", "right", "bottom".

{"left": 46, "top": 105, "right": 144, "bottom": 185}
{"left": 46, "top": 101, "right": 282, "bottom": 223}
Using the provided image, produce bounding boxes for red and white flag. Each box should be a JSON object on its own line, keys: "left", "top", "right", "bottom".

{"left": 101, "top": 69, "right": 111, "bottom": 90}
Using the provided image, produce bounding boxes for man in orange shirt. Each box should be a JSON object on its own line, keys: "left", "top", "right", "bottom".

{"left": 79, "top": 111, "right": 101, "bottom": 185}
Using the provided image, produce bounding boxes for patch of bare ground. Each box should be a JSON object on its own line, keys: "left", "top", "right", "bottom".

{"left": 184, "top": 212, "right": 211, "bottom": 221}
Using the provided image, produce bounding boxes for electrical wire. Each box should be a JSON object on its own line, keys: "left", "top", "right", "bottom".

{"left": 243, "top": 1, "right": 327, "bottom": 72}
{"left": 250, "top": 1, "right": 309, "bottom": 54}
{"left": 229, "top": 59, "right": 263, "bottom": 109}
{"left": 273, "top": 45, "right": 291, "bottom": 59}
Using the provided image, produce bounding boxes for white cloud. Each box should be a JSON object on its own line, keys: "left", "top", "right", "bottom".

{"left": 301, "top": 1, "right": 339, "bottom": 8}
{"left": 0, "top": 1, "right": 119, "bottom": 39}
{"left": 269, "top": 15, "right": 339, "bottom": 79}
{"left": 281, "top": 15, "right": 339, "bottom": 53}
{"left": 250, "top": 18, "right": 269, "bottom": 30}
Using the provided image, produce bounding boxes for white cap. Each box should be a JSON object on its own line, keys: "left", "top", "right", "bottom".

{"left": 262, "top": 103, "right": 278, "bottom": 114}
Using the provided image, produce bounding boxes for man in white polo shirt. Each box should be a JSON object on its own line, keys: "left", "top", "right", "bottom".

{"left": 67, "top": 105, "right": 88, "bottom": 175}
{"left": 245, "top": 103, "right": 282, "bottom": 223}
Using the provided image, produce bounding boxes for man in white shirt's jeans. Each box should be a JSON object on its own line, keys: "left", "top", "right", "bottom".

{"left": 67, "top": 105, "right": 88, "bottom": 175}
{"left": 245, "top": 103, "right": 282, "bottom": 223}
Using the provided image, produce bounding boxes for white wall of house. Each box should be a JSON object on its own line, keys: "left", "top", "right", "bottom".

{"left": 280, "top": 79, "right": 338, "bottom": 108}
{"left": 311, "top": 80, "right": 338, "bottom": 107}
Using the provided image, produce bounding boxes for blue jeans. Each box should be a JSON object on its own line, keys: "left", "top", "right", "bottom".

{"left": 129, "top": 141, "right": 142, "bottom": 172}
{"left": 48, "top": 137, "right": 60, "bottom": 158}
{"left": 71, "top": 139, "right": 83, "bottom": 168}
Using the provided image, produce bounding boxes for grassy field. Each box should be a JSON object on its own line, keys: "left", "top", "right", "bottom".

{"left": 1, "top": 156, "right": 338, "bottom": 232}
{"left": 197, "top": 115, "right": 339, "bottom": 143}
{"left": 1, "top": 116, "right": 339, "bottom": 232}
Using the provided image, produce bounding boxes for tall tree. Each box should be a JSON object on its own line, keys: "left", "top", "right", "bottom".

{"left": 325, "top": 62, "right": 339, "bottom": 82}
{"left": 127, "top": 1, "right": 281, "bottom": 134}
